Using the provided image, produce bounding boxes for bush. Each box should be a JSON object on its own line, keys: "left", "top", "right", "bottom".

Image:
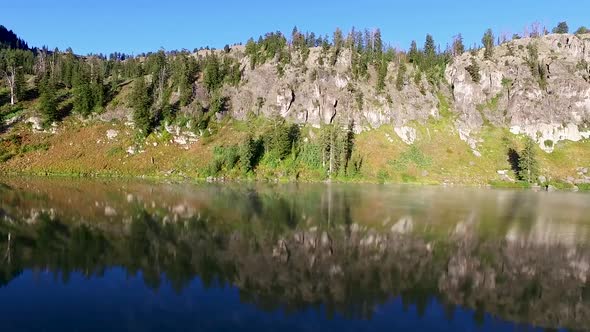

{"left": 389, "top": 145, "right": 431, "bottom": 171}
{"left": 264, "top": 120, "right": 300, "bottom": 160}
{"left": 465, "top": 58, "right": 481, "bottom": 82}
{"left": 204, "top": 145, "right": 240, "bottom": 176}
{"left": 239, "top": 136, "right": 263, "bottom": 173}
{"left": 299, "top": 143, "right": 322, "bottom": 169}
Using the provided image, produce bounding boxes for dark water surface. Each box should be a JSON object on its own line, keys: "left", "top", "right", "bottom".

{"left": 0, "top": 178, "right": 588, "bottom": 331}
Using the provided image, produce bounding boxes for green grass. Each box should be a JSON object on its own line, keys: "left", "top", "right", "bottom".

{"left": 488, "top": 181, "right": 531, "bottom": 189}
{"left": 0, "top": 109, "right": 589, "bottom": 189}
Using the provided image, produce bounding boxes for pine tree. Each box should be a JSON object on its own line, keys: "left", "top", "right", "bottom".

{"left": 465, "top": 57, "right": 481, "bottom": 82}
{"left": 203, "top": 53, "right": 222, "bottom": 92}
{"left": 131, "top": 76, "right": 152, "bottom": 137}
{"left": 518, "top": 137, "right": 539, "bottom": 183}
{"left": 376, "top": 57, "right": 387, "bottom": 92}
{"left": 151, "top": 50, "right": 168, "bottom": 108}
{"left": 172, "top": 53, "right": 196, "bottom": 106}
{"left": 452, "top": 34, "right": 465, "bottom": 56}
{"left": 330, "top": 28, "right": 343, "bottom": 66}
{"left": 396, "top": 62, "right": 407, "bottom": 91}
{"left": 552, "top": 21, "right": 569, "bottom": 34}
{"left": 39, "top": 76, "right": 58, "bottom": 123}
{"left": 14, "top": 66, "right": 26, "bottom": 101}
{"left": 245, "top": 38, "right": 259, "bottom": 70}
{"left": 319, "top": 122, "right": 355, "bottom": 177}
{"left": 239, "top": 134, "right": 260, "bottom": 174}
{"left": 91, "top": 78, "right": 105, "bottom": 112}
{"left": 0, "top": 49, "right": 24, "bottom": 105}
{"left": 73, "top": 74, "right": 93, "bottom": 115}
{"left": 424, "top": 34, "right": 436, "bottom": 58}
{"left": 373, "top": 29, "right": 383, "bottom": 62}
{"left": 482, "top": 28, "right": 494, "bottom": 60}
{"left": 408, "top": 40, "right": 419, "bottom": 64}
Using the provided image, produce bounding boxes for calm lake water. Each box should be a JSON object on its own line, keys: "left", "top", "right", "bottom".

{"left": 0, "top": 178, "right": 589, "bottom": 332}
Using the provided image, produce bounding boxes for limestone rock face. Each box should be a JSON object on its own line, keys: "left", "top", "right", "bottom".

{"left": 276, "top": 85, "right": 294, "bottom": 117}
{"left": 225, "top": 47, "right": 441, "bottom": 132}
{"left": 195, "top": 34, "right": 590, "bottom": 154}
{"left": 446, "top": 33, "right": 590, "bottom": 151}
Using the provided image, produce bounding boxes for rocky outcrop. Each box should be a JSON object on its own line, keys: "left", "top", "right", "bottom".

{"left": 394, "top": 126, "right": 417, "bottom": 145}
{"left": 225, "top": 47, "right": 441, "bottom": 132}
{"left": 446, "top": 33, "right": 590, "bottom": 152}
{"left": 217, "top": 33, "right": 590, "bottom": 153}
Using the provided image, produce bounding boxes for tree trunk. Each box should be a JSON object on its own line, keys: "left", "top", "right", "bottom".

{"left": 329, "top": 130, "right": 334, "bottom": 177}
{"left": 9, "top": 79, "right": 15, "bottom": 105}
{"left": 7, "top": 66, "right": 16, "bottom": 105}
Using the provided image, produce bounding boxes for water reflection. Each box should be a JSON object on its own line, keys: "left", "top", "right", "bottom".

{"left": 0, "top": 177, "right": 589, "bottom": 331}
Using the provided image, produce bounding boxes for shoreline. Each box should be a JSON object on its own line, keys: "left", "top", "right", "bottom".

{"left": 1, "top": 169, "right": 587, "bottom": 193}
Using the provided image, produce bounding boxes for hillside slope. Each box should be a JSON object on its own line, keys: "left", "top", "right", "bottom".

{"left": 1, "top": 31, "right": 589, "bottom": 186}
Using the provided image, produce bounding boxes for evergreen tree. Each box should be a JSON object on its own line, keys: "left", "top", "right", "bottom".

{"left": 149, "top": 50, "right": 168, "bottom": 108}
{"left": 203, "top": 53, "right": 223, "bottom": 92}
{"left": 0, "top": 48, "right": 28, "bottom": 105}
{"left": 408, "top": 40, "right": 419, "bottom": 64}
{"left": 373, "top": 29, "right": 383, "bottom": 62}
{"left": 130, "top": 76, "right": 152, "bottom": 137}
{"left": 265, "top": 119, "right": 300, "bottom": 160}
{"left": 330, "top": 28, "right": 343, "bottom": 66}
{"left": 14, "top": 64, "right": 26, "bottom": 101}
{"left": 518, "top": 137, "right": 539, "bottom": 183}
{"left": 239, "top": 134, "right": 262, "bottom": 174}
{"left": 209, "top": 91, "right": 225, "bottom": 113}
{"left": 424, "top": 34, "right": 436, "bottom": 59}
{"left": 172, "top": 53, "right": 197, "bottom": 106}
{"left": 575, "top": 26, "right": 589, "bottom": 35}
{"left": 91, "top": 77, "right": 105, "bottom": 112}
{"left": 61, "top": 51, "right": 76, "bottom": 88}
{"left": 396, "top": 62, "right": 407, "bottom": 91}
{"left": 364, "top": 29, "right": 374, "bottom": 59}
{"left": 482, "top": 28, "right": 494, "bottom": 60}
{"left": 319, "top": 121, "right": 355, "bottom": 177}
{"left": 245, "top": 38, "right": 259, "bottom": 70}
{"left": 39, "top": 75, "right": 58, "bottom": 123}
{"left": 376, "top": 57, "right": 387, "bottom": 92}
{"left": 72, "top": 69, "right": 93, "bottom": 116}
{"left": 452, "top": 34, "right": 465, "bottom": 56}
{"left": 465, "top": 57, "right": 481, "bottom": 82}
{"left": 552, "top": 21, "right": 569, "bottom": 34}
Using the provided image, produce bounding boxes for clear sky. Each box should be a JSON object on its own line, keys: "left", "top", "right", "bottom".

{"left": 1, "top": 0, "right": 588, "bottom": 55}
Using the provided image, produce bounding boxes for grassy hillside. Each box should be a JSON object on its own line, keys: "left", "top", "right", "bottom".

{"left": 2, "top": 105, "right": 589, "bottom": 188}
{"left": 1, "top": 26, "right": 589, "bottom": 188}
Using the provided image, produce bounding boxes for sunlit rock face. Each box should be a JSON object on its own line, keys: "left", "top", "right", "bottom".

{"left": 1, "top": 178, "right": 590, "bottom": 329}
{"left": 212, "top": 34, "right": 590, "bottom": 154}
{"left": 446, "top": 34, "right": 590, "bottom": 152}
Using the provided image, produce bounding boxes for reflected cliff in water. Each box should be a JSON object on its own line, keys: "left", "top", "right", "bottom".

{"left": 0, "top": 177, "right": 589, "bottom": 330}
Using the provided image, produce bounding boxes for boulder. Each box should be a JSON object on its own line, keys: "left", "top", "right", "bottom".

{"left": 106, "top": 129, "right": 118, "bottom": 140}
{"left": 394, "top": 126, "right": 417, "bottom": 145}
{"left": 25, "top": 117, "right": 43, "bottom": 131}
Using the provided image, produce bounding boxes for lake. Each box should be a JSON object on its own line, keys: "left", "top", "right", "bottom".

{"left": 0, "top": 177, "right": 588, "bottom": 331}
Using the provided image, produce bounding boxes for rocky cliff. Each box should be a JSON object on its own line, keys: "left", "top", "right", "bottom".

{"left": 209, "top": 33, "right": 590, "bottom": 152}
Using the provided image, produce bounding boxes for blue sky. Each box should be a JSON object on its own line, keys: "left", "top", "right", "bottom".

{"left": 1, "top": 0, "right": 588, "bottom": 55}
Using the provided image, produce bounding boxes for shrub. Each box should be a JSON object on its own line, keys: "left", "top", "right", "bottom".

{"left": 465, "top": 58, "right": 481, "bottom": 82}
